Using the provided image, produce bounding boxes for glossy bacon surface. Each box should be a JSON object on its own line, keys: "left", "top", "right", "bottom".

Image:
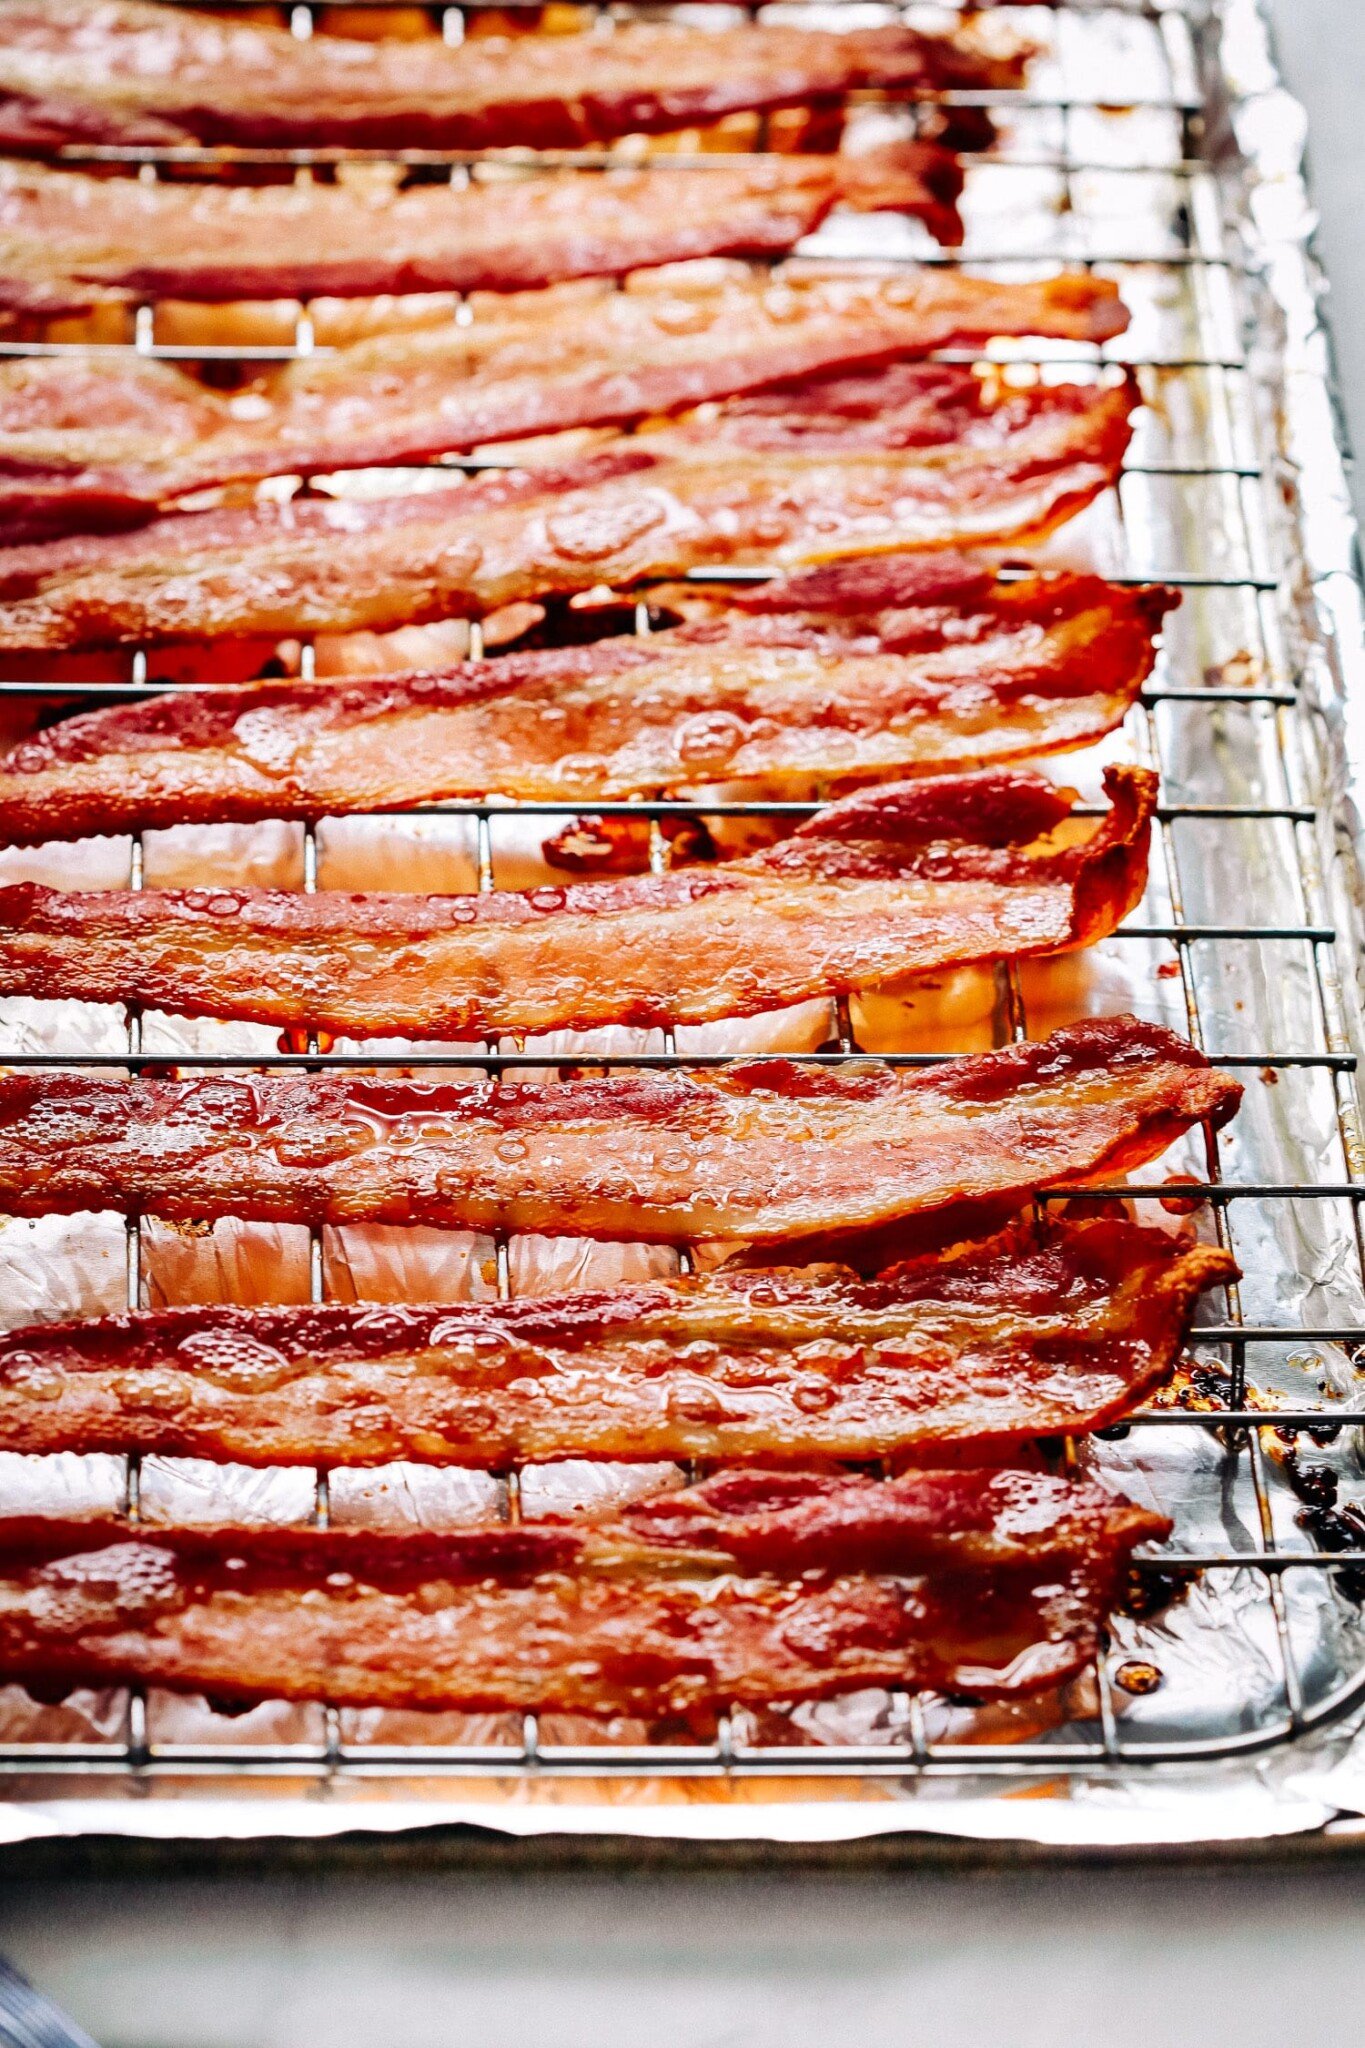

{"left": 0, "top": 559, "right": 1177, "bottom": 842}
{"left": 0, "top": 765, "right": 1156, "bottom": 1037}
{"left": 0, "top": 149, "right": 968, "bottom": 324}
{"left": 0, "top": 1016, "right": 1241, "bottom": 1242}
{"left": 0, "top": 269, "right": 1127, "bottom": 538}
{"left": 0, "top": 1, "right": 1029, "bottom": 154}
{"left": 0, "top": 368, "right": 1139, "bottom": 651}
{"left": 0, "top": 1220, "right": 1235, "bottom": 1467}
{"left": 0, "top": 1468, "right": 1167, "bottom": 1712}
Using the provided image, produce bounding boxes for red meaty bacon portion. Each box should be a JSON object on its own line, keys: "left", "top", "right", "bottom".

{"left": 0, "top": 149, "right": 970, "bottom": 325}
{"left": 0, "top": 765, "right": 1156, "bottom": 1037}
{"left": 0, "top": 367, "right": 1139, "bottom": 651}
{"left": 0, "top": 559, "right": 1177, "bottom": 842}
{"left": 0, "top": 1219, "right": 1234, "bottom": 1468}
{"left": 0, "top": 268, "right": 1128, "bottom": 540}
{"left": 0, "top": 1, "right": 1030, "bottom": 155}
{"left": 0, "top": 1467, "right": 1167, "bottom": 1713}
{"left": 0, "top": 1016, "right": 1241, "bottom": 1243}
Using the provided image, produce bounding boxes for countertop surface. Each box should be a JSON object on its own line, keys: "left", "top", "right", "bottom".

{"left": 3, "top": 7, "right": 1365, "bottom": 2043}
{"left": 3, "top": 1851, "right": 1365, "bottom": 2048}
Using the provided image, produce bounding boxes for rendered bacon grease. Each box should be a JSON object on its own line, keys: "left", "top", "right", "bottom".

{"left": 0, "top": 558, "right": 1177, "bottom": 842}
{"left": 0, "top": 1017, "right": 1241, "bottom": 1243}
{"left": 0, "top": 368, "right": 1139, "bottom": 651}
{"left": 0, "top": 1220, "right": 1235, "bottom": 1467}
{"left": 0, "top": 1469, "right": 1168, "bottom": 1714}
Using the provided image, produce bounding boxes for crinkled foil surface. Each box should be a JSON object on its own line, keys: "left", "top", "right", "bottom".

{"left": 6, "top": 0, "right": 1365, "bottom": 1850}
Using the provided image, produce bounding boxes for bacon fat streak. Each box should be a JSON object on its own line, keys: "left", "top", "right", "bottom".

{"left": 0, "top": 1016, "right": 1241, "bottom": 1242}
{"left": 0, "top": 1220, "right": 1234, "bottom": 1467}
{"left": 0, "top": 559, "right": 1177, "bottom": 842}
{"left": 0, "top": 1467, "right": 1167, "bottom": 1712}
{"left": 0, "top": 269, "right": 1127, "bottom": 541}
{"left": 0, "top": 2, "right": 1030, "bottom": 154}
{"left": 0, "top": 368, "right": 1139, "bottom": 651}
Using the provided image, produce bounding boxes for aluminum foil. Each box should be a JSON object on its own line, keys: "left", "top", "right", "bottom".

{"left": 6, "top": 0, "right": 1365, "bottom": 1850}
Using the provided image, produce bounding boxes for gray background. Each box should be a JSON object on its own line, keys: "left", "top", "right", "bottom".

{"left": 1269, "top": 0, "right": 1365, "bottom": 522}
{"left": 3, "top": 4, "right": 1365, "bottom": 2042}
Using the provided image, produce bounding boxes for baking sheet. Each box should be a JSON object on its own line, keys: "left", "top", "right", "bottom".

{"left": 5, "top": 0, "right": 1365, "bottom": 1848}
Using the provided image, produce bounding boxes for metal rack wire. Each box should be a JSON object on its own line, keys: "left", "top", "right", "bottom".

{"left": 2, "top": 0, "right": 1365, "bottom": 1792}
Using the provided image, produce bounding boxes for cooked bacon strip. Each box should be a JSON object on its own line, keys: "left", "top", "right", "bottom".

{"left": 0, "top": 1468, "right": 1167, "bottom": 1712}
{"left": 0, "top": 1220, "right": 1235, "bottom": 1467}
{"left": 0, "top": 269, "right": 1128, "bottom": 540}
{"left": 0, "top": 368, "right": 1139, "bottom": 651}
{"left": 0, "top": 1, "right": 1030, "bottom": 155}
{"left": 0, "top": 765, "right": 1156, "bottom": 1037}
{"left": 0, "top": 1561, "right": 1120, "bottom": 1711}
{"left": 0, "top": 1016, "right": 1241, "bottom": 1242}
{"left": 0, "top": 149, "right": 969, "bottom": 326}
{"left": 0, "top": 1468, "right": 1170, "bottom": 1581}
{"left": 0, "top": 559, "right": 1177, "bottom": 843}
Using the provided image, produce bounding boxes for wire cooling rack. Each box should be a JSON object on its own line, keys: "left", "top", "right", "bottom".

{"left": 2, "top": 0, "right": 1365, "bottom": 1802}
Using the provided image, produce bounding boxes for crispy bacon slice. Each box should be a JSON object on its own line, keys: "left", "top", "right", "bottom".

{"left": 0, "top": 1220, "right": 1235, "bottom": 1467}
{"left": 0, "top": 1467, "right": 1167, "bottom": 1712}
{"left": 0, "top": 1, "right": 1030, "bottom": 155}
{"left": 0, "top": 765, "right": 1156, "bottom": 1037}
{"left": 0, "top": 149, "right": 970, "bottom": 326}
{"left": 0, "top": 1016, "right": 1241, "bottom": 1242}
{"left": 0, "top": 269, "right": 1128, "bottom": 540}
{"left": 0, "top": 368, "right": 1139, "bottom": 651}
{"left": 0, "top": 559, "right": 1177, "bottom": 842}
